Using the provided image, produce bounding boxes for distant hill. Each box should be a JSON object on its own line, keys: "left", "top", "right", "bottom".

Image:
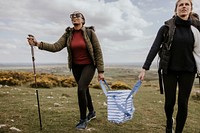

{"left": 0, "top": 62, "right": 158, "bottom": 70}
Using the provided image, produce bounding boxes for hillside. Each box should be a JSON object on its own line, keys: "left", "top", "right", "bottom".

{"left": 0, "top": 64, "right": 200, "bottom": 133}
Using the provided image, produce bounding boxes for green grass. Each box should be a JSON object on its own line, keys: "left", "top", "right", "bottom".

{"left": 0, "top": 67, "right": 200, "bottom": 133}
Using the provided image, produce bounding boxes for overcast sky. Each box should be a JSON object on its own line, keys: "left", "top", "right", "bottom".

{"left": 0, "top": 0, "right": 200, "bottom": 65}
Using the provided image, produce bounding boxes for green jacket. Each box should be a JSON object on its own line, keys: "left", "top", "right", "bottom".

{"left": 38, "top": 26, "right": 104, "bottom": 73}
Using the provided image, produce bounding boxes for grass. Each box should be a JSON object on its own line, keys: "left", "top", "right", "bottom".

{"left": 0, "top": 67, "right": 200, "bottom": 133}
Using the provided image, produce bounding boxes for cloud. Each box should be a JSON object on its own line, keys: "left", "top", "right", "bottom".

{"left": 1, "top": 0, "right": 198, "bottom": 65}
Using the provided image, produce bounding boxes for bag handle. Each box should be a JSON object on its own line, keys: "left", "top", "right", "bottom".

{"left": 126, "top": 80, "right": 142, "bottom": 101}
{"left": 100, "top": 80, "right": 142, "bottom": 99}
{"left": 99, "top": 80, "right": 110, "bottom": 96}
{"left": 112, "top": 80, "right": 142, "bottom": 117}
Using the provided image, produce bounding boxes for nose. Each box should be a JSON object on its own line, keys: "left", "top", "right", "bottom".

{"left": 72, "top": 17, "right": 79, "bottom": 20}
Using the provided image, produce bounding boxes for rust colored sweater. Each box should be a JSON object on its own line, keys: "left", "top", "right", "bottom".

{"left": 70, "top": 30, "right": 92, "bottom": 64}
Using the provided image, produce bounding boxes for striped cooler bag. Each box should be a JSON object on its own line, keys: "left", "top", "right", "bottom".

{"left": 100, "top": 80, "right": 142, "bottom": 124}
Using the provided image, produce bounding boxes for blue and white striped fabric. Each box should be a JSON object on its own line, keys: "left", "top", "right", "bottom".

{"left": 107, "top": 90, "right": 134, "bottom": 123}
{"left": 100, "top": 80, "right": 142, "bottom": 124}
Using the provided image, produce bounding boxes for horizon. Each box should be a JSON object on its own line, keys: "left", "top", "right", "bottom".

{"left": 0, "top": 62, "right": 158, "bottom": 70}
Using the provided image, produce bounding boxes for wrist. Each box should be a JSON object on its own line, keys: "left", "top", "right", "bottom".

{"left": 98, "top": 71, "right": 104, "bottom": 74}
{"left": 36, "top": 42, "right": 41, "bottom": 47}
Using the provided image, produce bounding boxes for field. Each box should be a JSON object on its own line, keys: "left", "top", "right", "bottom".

{"left": 0, "top": 64, "right": 200, "bottom": 133}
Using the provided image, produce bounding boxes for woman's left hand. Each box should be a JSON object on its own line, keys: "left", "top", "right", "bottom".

{"left": 98, "top": 72, "right": 104, "bottom": 81}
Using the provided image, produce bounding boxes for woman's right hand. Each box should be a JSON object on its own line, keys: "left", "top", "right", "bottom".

{"left": 27, "top": 34, "right": 38, "bottom": 46}
{"left": 138, "top": 68, "right": 146, "bottom": 81}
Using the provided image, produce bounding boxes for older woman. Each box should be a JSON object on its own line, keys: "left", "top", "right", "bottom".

{"left": 138, "top": 0, "right": 200, "bottom": 133}
{"left": 27, "top": 11, "right": 104, "bottom": 130}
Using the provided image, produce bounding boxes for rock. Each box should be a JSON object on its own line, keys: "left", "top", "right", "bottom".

{"left": 196, "top": 90, "right": 200, "bottom": 96}
{"left": 192, "top": 90, "right": 200, "bottom": 100}
{"left": 54, "top": 103, "right": 61, "bottom": 107}
{"left": 10, "top": 127, "right": 22, "bottom": 132}
{"left": 0, "top": 124, "right": 7, "bottom": 128}
{"left": 61, "top": 93, "right": 70, "bottom": 97}
{"left": 86, "top": 127, "right": 96, "bottom": 132}
{"left": 4, "top": 85, "right": 9, "bottom": 88}
{"left": 47, "top": 96, "right": 54, "bottom": 99}
{"left": 0, "top": 124, "right": 10, "bottom": 132}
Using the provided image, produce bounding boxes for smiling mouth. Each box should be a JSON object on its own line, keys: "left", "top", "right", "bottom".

{"left": 73, "top": 23, "right": 79, "bottom": 26}
{"left": 73, "top": 22, "right": 80, "bottom": 26}
{"left": 182, "top": 9, "right": 187, "bottom": 12}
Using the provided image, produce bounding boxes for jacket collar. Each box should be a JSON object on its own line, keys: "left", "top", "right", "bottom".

{"left": 71, "top": 26, "right": 86, "bottom": 32}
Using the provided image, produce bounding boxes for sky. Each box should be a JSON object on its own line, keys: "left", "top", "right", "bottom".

{"left": 0, "top": 0, "right": 200, "bottom": 65}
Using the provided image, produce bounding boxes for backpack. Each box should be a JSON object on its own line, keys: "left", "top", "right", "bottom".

{"left": 158, "top": 15, "right": 200, "bottom": 73}
{"left": 159, "top": 13, "right": 200, "bottom": 63}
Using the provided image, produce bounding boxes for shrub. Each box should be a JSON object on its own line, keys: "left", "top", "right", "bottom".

{"left": 111, "top": 81, "right": 131, "bottom": 90}
{"left": 0, "top": 71, "right": 31, "bottom": 86}
{"left": 61, "top": 76, "right": 76, "bottom": 87}
{"left": 0, "top": 71, "right": 77, "bottom": 88}
{"left": 192, "top": 90, "right": 200, "bottom": 101}
{"left": 91, "top": 83, "right": 101, "bottom": 89}
{"left": 30, "top": 78, "right": 54, "bottom": 88}
{"left": 0, "top": 76, "right": 21, "bottom": 86}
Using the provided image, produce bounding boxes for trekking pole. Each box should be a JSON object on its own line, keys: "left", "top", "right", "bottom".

{"left": 29, "top": 34, "right": 42, "bottom": 130}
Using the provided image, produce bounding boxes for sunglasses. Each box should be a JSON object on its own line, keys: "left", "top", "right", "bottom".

{"left": 70, "top": 13, "right": 82, "bottom": 19}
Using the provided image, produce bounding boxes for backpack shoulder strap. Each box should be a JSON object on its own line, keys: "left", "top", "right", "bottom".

{"left": 65, "top": 26, "right": 72, "bottom": 34}
{"left": 162, "top": 26, "right": 169, "bottom": 43}
{"left": 164, "top": 18, "right": 176, "bottom": 50}
{"left": 191, "top": 19, "right": 200, "bottom": 32}
{"left": 64, "top": 27, "right": 72, "bottom": 47}
{"left": 85, "top": 26, "right": 95, "bottom": 41}
{"left": 86, "top": 26, "right": 95, "bottom": 32}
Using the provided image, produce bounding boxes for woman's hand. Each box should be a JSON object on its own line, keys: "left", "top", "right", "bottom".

{"left": 27, "top": 34, "right": 39, "bottom": 46}
{"left": 98, "top": 72, "right": 104, "bottom": 81}
{"left": 138, "top": 68, "right": 146, "bottom": 81}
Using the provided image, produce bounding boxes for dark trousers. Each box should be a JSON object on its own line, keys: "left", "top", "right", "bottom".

{"left": 163, "top": 71, "right": 195, "bottom": 133}
{"left": 72, "top": 64, "right": 95, "bottom": 120}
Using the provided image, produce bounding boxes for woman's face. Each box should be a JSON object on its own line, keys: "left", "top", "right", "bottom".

{"left": 70, "top": 13, "right": 84, "bottom": 27}
{"left": 176, "top": 0, "right": 192, "bottom": 19}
